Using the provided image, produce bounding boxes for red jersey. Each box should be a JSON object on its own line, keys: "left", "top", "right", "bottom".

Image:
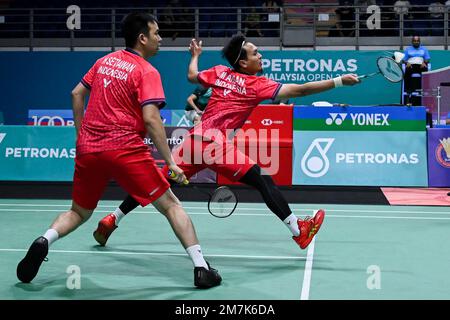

{"left": 77, "top": 48, "right": 166, "bottom": 155}
{"left": 193, "top": 65, "right": 282, "bottom": 139}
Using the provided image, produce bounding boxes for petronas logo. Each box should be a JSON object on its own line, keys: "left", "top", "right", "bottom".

{"left": 0, "top": 133, "right": 6, "bottom": 144}
{"left": 301, "top": 138, "right": 334, "bottom": 178}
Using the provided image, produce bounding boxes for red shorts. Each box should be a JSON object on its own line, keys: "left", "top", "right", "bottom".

{"left": 73, "top": 148, "right": 170, "bottom": 210}
{"left": 162, "top": 134, "right": 255, "bottom": 181}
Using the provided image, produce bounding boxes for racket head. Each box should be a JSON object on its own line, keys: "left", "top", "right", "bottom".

{"left": 377, "top": 57, "right": 404, "bottom": 83}
{"left": 207, "top": 186, "right": 238, "bottom": 218}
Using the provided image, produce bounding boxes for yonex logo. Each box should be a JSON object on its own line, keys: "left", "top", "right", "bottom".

{"left": 103, "top": 79, "right": 112, "bottom": 88}
{"left": 325, "top": 113, "right": 347, "bottom": 126}
{"left": 223, "top": 89, "right": 231, "bottom": 96}
{"left": 261, "top": 119, "right": 273, "bottom": 126}
{"left": 0, "top": 133, "right": 6, "bottom": 144}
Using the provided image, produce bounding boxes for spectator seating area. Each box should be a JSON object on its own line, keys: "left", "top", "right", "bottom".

{"left": 0, "top": 0, "right": 448, "bottom": 39}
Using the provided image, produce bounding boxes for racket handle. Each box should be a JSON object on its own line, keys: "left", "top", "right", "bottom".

{"left": 168, "top": 170, "right": 189, "bottom": 185}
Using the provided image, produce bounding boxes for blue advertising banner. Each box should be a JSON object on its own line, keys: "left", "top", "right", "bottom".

{"left": 427, "top": 128, "right": 450, "bottom": 187}
{"left": 0, "top": 125, "right": 213, "bottom": 183}
{"left": 292, "top": 131, "right": 428, "bottom": 186}
{"left": 0, "top": 126, "right": 76, "bottom": 181}
{"left": 26, "top": 108, "right": 191, "bottom": 128}
{"left": 170, "top": 110, "right": 194, "bottom": 127}
{"left": 294, "top": 106, "right": 426, "bottom": 131}
{"left": 28, "top": 109, "right": 75, "bottom": 126}
{"left": 160, "top": 109, "right": 172, "bottom": 126}
{"left": 3, "top": 51, "right": 449, "bottom": 125}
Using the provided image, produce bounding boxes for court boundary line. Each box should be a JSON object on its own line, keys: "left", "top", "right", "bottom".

{"left": 0, "top": 248, "right": 306, "bottom": 260}
{"left": 0, "top": 203, "right": 449, "bottom": 215}
{"left": 301, "top": 237, "right": 315, "bottom": 300}
{"left": 2, "top": 208, "right": 450, "bottom": 220}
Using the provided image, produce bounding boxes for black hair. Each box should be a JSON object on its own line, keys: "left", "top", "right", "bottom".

{"left": 222, "top": 34, "right": 248, "bottom": 70}
{"left": 122, "top": 12, "right": 158, "bottom": 48}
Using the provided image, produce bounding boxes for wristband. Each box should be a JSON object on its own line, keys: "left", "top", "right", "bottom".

{"left": 333, "top": 76, "right": 343, "bottom": 88}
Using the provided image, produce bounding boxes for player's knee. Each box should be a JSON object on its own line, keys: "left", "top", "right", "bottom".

{"left": 71, "top": 202, "right": 93, "bottom": 222}
{"left": 166, "top": 196, "right": 182, "bottom": 212}
{"left": 154, "top": 189, "right": 182, "bottom": 214}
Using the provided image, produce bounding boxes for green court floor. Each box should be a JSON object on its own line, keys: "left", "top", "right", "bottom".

{"left": 1, "top": 199, "right": 449, "bottom": 300}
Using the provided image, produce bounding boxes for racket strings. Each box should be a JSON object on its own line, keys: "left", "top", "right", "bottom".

{"left": 209, "top": 187, "right": 238, "bottom": 218}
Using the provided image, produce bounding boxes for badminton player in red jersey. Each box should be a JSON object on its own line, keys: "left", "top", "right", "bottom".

{"left": 94, "top": 34, "right": 359, "bottom": 250}
{"left": 16, "top": 12, "right": 221, "bottom": 289}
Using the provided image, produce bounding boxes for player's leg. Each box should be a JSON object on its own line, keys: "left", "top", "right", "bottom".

{"left": 108, "top": 148, "right": 221, "bottom": 288}
{"left": 152, "top": 189, "right": 221, "bottom": 288}
{"left": 17, "top": 153, "right": 107, "bottom": 283}
{"left": 93, "top": 194, "right": 138, "bottom": 246}
{"left": 238, "top": 164, "right": 324, "bottom": 249}
{"left": 213, "top": 142, "right": 324, "bottom": 250}
{"left": 93, "top": 135, "right": 205, "bottom": 246}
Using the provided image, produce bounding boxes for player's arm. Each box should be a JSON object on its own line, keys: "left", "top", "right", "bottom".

{"left": 275, "top": 74, "right": 359, "bottom": 100}
{"left": 187, "top": 38, "right": 202, "bottom": 83}
{"left": 142, "top": 104, "right": 187, "bottom": 183}
{"left": 71, "top": 82, "right": 90, "bottom": 136}
{"left": 186, "top": 94, "right": 202, "bottom": 113}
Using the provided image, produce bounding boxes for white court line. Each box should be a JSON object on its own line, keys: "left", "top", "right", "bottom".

{"left": 328, "top": 215, "right": 450, "bottom": 220}
{"left": 0, "top": 248, "right": 305, "bottom": 260}
{"left": 2, "top": 208, "right": 450, "bottom": 220}
{"left": 0, "top": 203, "right": 448, "bottom": 215}
{"left": 301, "top": 237, "right": 315, "bottom": 300}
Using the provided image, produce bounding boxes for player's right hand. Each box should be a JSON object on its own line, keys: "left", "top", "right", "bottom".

{"left": 168, "top": 165, "right": 189, "bottom": 185}
{"left": 189, "top": 38, "right": 202, "bottom": 57}
{"left": 341, "top": 74, "right": 360, "bottom": 86}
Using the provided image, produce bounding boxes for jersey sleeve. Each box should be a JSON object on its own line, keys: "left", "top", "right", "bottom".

{"left": 256, "top": 76, "right": 283, "bottom": 101}
{"left": 424, "top": 48, "right": 431, "bottom": 61}
{"left": 137, "top": 69, "right": 166, "bottom": 109}
{"left": 197, "top": 65, "right": 227, "bottom": 88}
{"left": 81, "top": 63, "right": 97, "bottom": 90}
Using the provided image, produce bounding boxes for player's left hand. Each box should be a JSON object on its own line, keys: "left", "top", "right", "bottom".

{"left": 189, "top": 39, "right": 203, "bottom": 57}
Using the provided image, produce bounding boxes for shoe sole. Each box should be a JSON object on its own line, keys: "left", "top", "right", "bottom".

{"left": 17, "top": 243, "right": 47, "bottom": 283}
{"left": 93, "top": 220, "right": 115, "bottom": 246}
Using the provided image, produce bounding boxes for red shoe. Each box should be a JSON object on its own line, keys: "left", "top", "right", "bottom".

{"left": 93, "top": 213, "right": 117, "bottom": 246}
{"left": 292, "top": 209, "right": 325, "bottom": 249}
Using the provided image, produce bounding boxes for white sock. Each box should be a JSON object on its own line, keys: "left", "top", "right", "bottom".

{"left": 43, "top": 229, "right": 59, "bottom": 246}
{"left": 284, "top": 214, "right": 300, "bottom": 236}
{"left": 186, "top": 244, "right": 209, "bottom": 269}
{"left": 112, "top": 208, "right": 125, "bottom": 226}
